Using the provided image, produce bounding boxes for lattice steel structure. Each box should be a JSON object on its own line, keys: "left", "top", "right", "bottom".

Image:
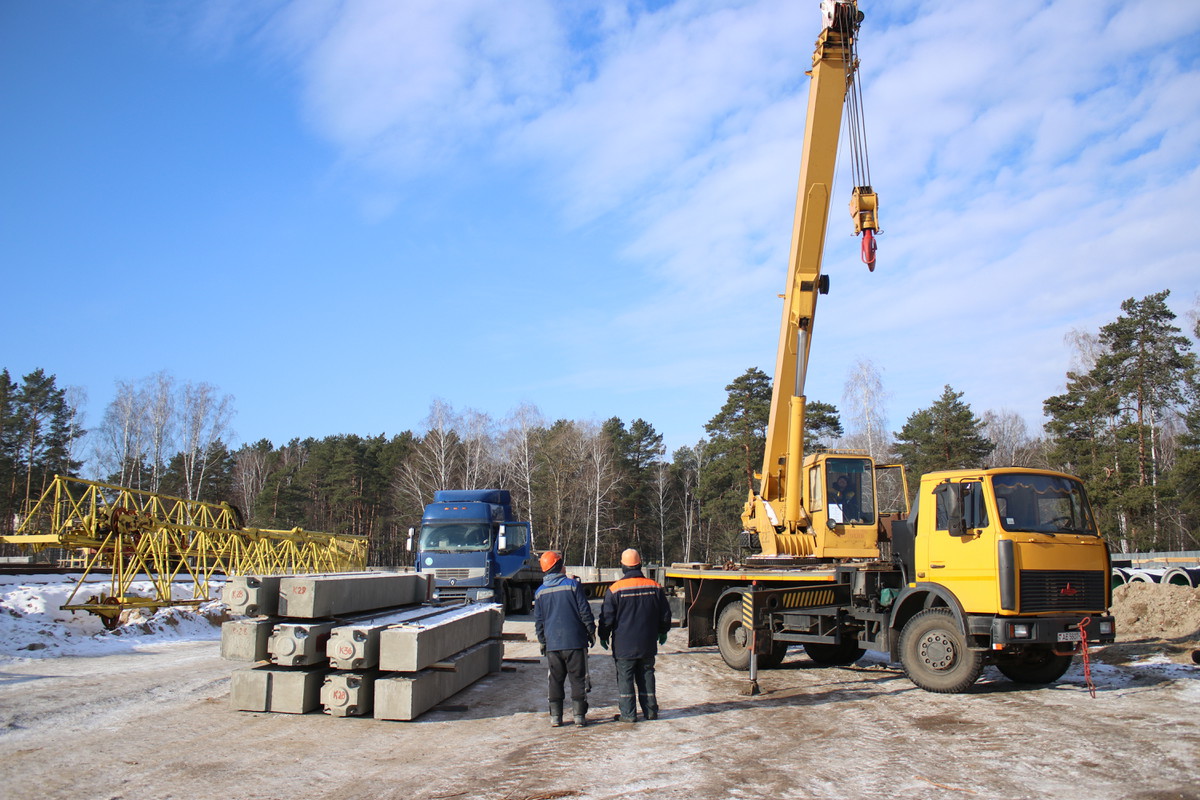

{"left": 1, "top": 476, "right": 368, "bottom": 627}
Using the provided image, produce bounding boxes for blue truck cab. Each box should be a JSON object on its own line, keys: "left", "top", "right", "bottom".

{"left": 410, "top": 489, "right": 540, "bottom": 613}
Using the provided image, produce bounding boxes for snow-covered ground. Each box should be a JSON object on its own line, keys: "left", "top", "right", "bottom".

{"left": 0, "top": 573, "right": 225, "bottom": 661}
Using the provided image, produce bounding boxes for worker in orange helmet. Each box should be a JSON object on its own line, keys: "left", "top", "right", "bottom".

{"left": 533, "top": 549, "right": 596, "bottom": 728}
{"left": 598, "top": 548, "right": 672, "bottom": 722}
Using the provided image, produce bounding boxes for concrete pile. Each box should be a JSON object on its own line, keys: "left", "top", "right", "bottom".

{"left": 221, "top": 572, "right": 503, "bottom": 719}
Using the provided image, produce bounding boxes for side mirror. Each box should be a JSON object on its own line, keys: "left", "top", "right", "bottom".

{"left": 497, "top": 524, "right": 508, "bottom": 552}
{"left": 935, "top": 483, "right": 966, "bottom": 536}
{"left": 406, "top": 527, "right": 414, "bottom": 553}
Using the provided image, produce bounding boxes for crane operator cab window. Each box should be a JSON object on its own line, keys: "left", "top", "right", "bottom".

{"left": 826, "top": 458, "right": 875, "bottom": 526}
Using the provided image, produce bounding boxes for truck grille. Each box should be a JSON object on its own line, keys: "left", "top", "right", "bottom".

{"left": 435, "top": 569, "right": 472, "bottom": 580}
{"left": 1018, "top": 570, "right": 1106, "bottom": 613}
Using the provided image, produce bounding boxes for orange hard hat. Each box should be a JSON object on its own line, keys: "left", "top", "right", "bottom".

{"left": 620, "top": 548, "right": 641, "bottom": 567}
{"left": 539, "top": 551, "right": 562, "bottom": 572}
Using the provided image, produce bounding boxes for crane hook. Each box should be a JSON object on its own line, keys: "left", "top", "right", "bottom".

{"left": 861, "top": 229, "right": 877, "bottom": 272}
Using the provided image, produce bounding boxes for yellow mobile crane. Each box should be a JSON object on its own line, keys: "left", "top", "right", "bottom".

{"left": 665, "top": 0, "right": 1115, "bottom": 693}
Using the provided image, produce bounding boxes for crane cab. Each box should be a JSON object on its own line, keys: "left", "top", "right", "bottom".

{"left": 746, "top": 451, "right": 909, "bottom": 561}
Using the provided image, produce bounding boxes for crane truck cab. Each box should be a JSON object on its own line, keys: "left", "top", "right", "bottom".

{"left": 409, "top": 490, "right": 539, "bottom": 613}
{"left": 887, "top": 467, "right": 1115, "bottom": 691}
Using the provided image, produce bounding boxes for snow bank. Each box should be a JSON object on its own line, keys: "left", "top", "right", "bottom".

{"left": 0, "top": 573, "right": 226, "bottom": 662}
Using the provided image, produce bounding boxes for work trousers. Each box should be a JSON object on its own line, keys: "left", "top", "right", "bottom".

{"left": 546, "top": 648, "right": 588, "bottom": 703}
{"left": 614, "top": 656, "right": 657, "bottom": 721}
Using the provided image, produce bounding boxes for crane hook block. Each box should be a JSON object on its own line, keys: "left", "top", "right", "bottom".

{"left": 850, "top": 185, "right": 879, "bottom": 272}
{"left": 861, "top": 229, "right": 877, "bottom": 272}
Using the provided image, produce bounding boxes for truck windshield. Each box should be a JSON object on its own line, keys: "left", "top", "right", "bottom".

{"left": 826, "top": 457, "right": 875, "bottom": 525}
{"left": 991, "top": 474, "right": 1097, "bottom": 536}
{"left": 419, "top": 523, "right": 491, "bottom": 552}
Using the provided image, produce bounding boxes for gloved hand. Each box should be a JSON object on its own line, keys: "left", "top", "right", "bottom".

{"left": 599, "top": 636, "right": 609, "bottom": 650}
{"left": 658, "top": 632, "right": 668, "bottom": 646}
{"left": 588, "top": 633, "right": 596, "bottom": 648}
{"left": 539, "top": 644, "right": 546, "bottom": 657}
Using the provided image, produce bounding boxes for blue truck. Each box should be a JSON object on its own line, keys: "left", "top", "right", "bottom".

{"left": 408, "top": 490, "right": 541, "bottom": 613}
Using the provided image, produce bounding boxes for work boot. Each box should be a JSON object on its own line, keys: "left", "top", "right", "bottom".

{"left": 549, "top": 701, "right": 563, "bottom": 728}
{"left": 640, "top": 692, "right": 658, "bottom": 720}
{"left": 572, "top": 699, "right": 588, "bottom": 728}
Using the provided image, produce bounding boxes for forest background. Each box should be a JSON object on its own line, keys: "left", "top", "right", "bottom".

{"left": 3, "top": 289, "right": 1199, "bottom": 567}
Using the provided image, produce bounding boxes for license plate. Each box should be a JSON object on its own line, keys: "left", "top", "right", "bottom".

{"left": 1057, "top": 630, "right": 1083, "bottom": 643}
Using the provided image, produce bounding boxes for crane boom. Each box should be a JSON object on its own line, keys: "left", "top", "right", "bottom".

{"left": 742, "top": 0, "right": 881, "bottom": 558}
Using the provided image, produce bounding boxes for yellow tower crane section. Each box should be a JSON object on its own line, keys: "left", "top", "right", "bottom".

{"left": 1, "top": 475, "right": 368, "bottom": 628}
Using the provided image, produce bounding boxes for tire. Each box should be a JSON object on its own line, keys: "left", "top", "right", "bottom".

{"left": 716, "top": 601, "right": 751, "bottom": 671}
{"left": 803, "top": 638, "right": 865, "bottom": 666}
{"left": 715, "top": 601, "right": 787, "bottom": 671}
{"left": 995, "top": 647, "right": 1073, "bottom": 684}
{"left": 759, "top": 641, "right": 790, "bottom": 669}
{"left": 898, "top": 608, "right": 983, "bottom": 693}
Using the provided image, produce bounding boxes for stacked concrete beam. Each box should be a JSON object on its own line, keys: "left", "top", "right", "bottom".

{"left": 567, "top": 566, "right": 624, "bottom": 584}
{"left": 231, "top": 665, "right": 332, "bottom": 713}
{"left": 221, "top": 571, "right": 500, "bottom": 720}
{"left": 326, "top": 606, "right": 451, "bottom": 670}
{"left": 379, "top": 604, "right": 501, "bottom": 672}
{"left": 374, "top": 640, "right": 503, "bottom": 721}
{"left": 221, "top": 616, "right": 281, "bottom": 662}
{"left": 269, "top": 620, "right": 339, "bottom": 666}
{"left": 277, "top": 572, "right": 428, "bottom": 618}
{"left": 321, "top": 670, "right": 378, "bottom": 717}
{"left": 221, "top": 575, "right": 284, "bottom": 617}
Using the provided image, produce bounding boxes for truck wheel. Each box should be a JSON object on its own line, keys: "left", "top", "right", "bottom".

{"left": 716, "top": 602, "right": 751, "bottom": 671}
{"left": 995, "top": 647, "right": 1073, "bottom": 684}
{"left": 715, "top": 602, "right": 786, "bottom": 671}
{"left": 899, "top": 609, "right": 983, "bottom": 693}
{"left": 759, "top": 641, "right": 790, "bottom": 669}
{"left": 803, "top": 639, "right": 865, "bottom": 666}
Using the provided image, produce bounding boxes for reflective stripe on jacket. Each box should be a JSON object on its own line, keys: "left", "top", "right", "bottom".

{"left": 598, "top": 567, "right": 671, "bottom": 660}
{"left": 534, "top": 571, "right": 595, "bottom": 652}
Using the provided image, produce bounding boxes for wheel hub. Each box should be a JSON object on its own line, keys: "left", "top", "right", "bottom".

{"left": 732, "top": 624, "right": 748, "bottom": 648}
{"left": 919, "top": 632, "right": 955, "bottom": 670}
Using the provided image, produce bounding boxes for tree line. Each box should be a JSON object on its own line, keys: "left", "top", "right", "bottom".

{"left": 3, "top": 290, "right": 1197, "bottom": 562}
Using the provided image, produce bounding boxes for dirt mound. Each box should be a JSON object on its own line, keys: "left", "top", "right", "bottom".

{"left": 1111, "top": 581, "right": 1200, "bottom": 642}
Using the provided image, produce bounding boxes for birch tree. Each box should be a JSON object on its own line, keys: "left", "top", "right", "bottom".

{"left": 841, "top": 358, "right": 889, "bottom": 460}
{"left": 178, "top": 381, "right": 234, "bottom": 502}
{"left": 581, "top": 422, "right": 620, "bottom": 567}
{"left": 99, "top": 379, "right": 147, "bottom": 489}
{"left": 981, "top": 409, "right": 1033, "bottom": 467}
{"left": 397, "top": 399, "right": 462, "bottom": 511}
{"left": 500, "top": 403, "right": 544, "bottom": 545}
{"left": 144, "top": 371, "right": 176, "bottom": 493}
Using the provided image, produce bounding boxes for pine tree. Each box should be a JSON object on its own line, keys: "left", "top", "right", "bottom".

{"left": 1045, "top": 291, "right": 1196, "bottom": 549}
{"left": 13, "top": 369, "right": 85, "bottom": 505}
{"left": 0, "top": 370, "right": 17, "bottom": 534}
{"left": 804, "top": 400, "right": 843, "bottom": 453}
{"left": 700, "top": 368, "right": 772, "bottom": 551}
{"left": 894, "top": 385, "right": 994, "bottom": 479}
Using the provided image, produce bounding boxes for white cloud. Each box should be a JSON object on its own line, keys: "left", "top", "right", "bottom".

{"left": 191, "top": 0, "right": 1200, "bottom": 441}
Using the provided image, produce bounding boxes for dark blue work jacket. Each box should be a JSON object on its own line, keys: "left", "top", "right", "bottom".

{"left": 534, "top": 571, "right": 595, "bottom": 652}
{"left": 599, "top": 567, "right": 671, "bottom": 660}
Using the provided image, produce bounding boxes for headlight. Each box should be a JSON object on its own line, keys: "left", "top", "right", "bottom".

{"left": 477, "top": 589, "right": 495, "bottom": 600}
{"left": 1098, "top": 620, "right": 1113, "bottom": 635}
{"left": 1008, "top": 623, "right": 1031, "bottom": 639}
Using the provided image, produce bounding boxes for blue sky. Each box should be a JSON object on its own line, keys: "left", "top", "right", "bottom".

{"left": 3, "top": 0, "right": 1199, "bottom": 459}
